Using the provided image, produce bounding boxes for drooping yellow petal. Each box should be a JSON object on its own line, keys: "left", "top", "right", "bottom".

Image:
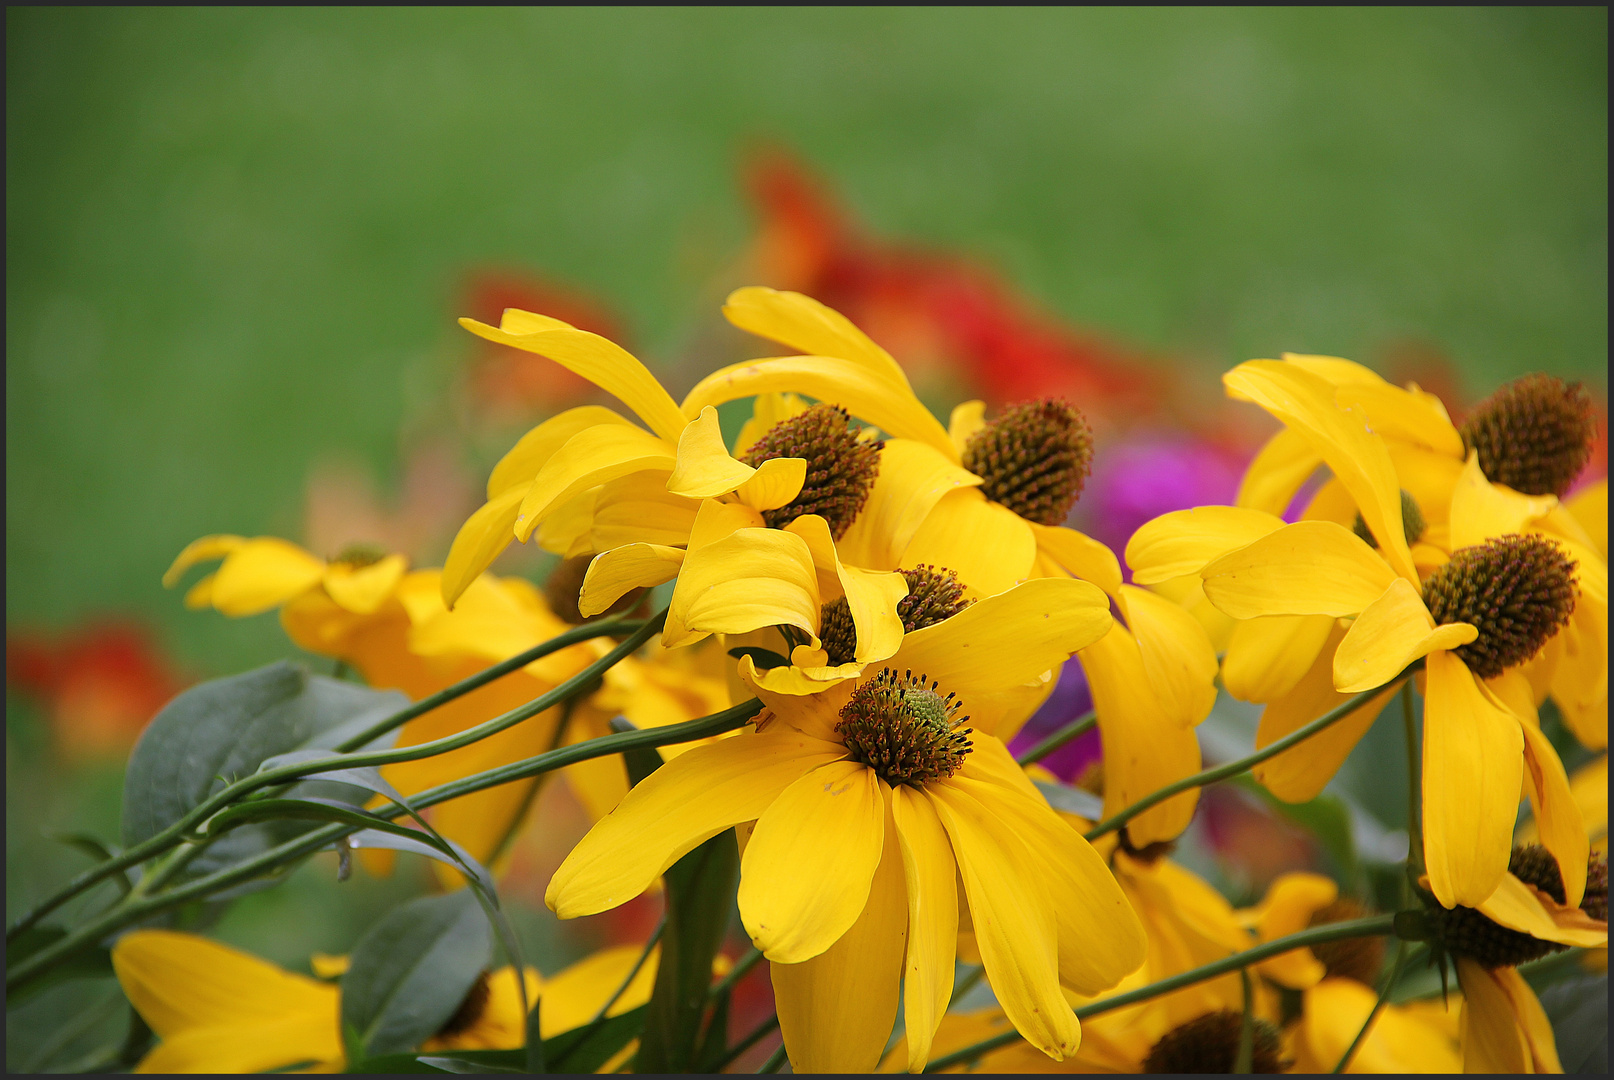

{"left": 208, "top": 538, "right": 327, "bottom": 617}
{"left": 785, "top": 513, "right": 908, "bottom": 664}
{"left": 488, "top": 405, "right": 640, "bottom": 498}
{"left": 322, "top": 553, "right": 407, "bottom": 615}
{"left": 1252, "top": 622, "right": 1398, "bottom": 803}
{"left": 1476, "top": 873, "right": 1607, "bottom": 948}
{"left": 134, "top": 1017, "right": 343, "bottom": 1074}
{"left": 740, "top": 761, "right": 885, "bottom": 963}
{"left": 1236, "top": 427, "right": 1323, "bottom": 517}
{"left": 1222, "top": 614, "right": 1336, "bottom": 704}
{"left": 771, "top": 812, "right": 908, "bottom": 1074}
{"left": 1333, "top": 578, "right": 1475, "bottom": 693}
{"left": 1276, "top": 352, "right": 1389, "bottom": 388}
{"left": 1248, "top": 873, "right": 1336, "bottom": 989}
{"left": 722, "top": 286, "right": 914, "bottom": 393}
{"left": 681, "top": 355, "right": 955, "bottom": 461}
{"left": 890, "top": 786, "right": 959, "bottom": 1072}
{"left": 1080, "top": 622, "right": 1201, "bottom": 844}
{"left": 515, "top": 424, "right": 677, "bottom": 542}
{"left": 663, "top": 527, "right": 820, "bottom": 649}
{"left": 929, "top": 782, "right": 1079, "bottom": 1061}
{"left": 1566, "top": 479, "right": 1607, "bottom": 557}
{"left": 583, "top": 470, "right": 700, "bottom": 552}
{"left": 1387, "top": 442, "right": 1466, "bottom": 529}
{"left": 538, "top": 946, "right": 658, "bottom": 1038}
{"left": 441, "top": 489, "right": 526, "bottom": 608}
{"left": 546, "top": 727, "right": 845, "bottom": 918}
{"left": 1450, "top": 451, "right": 1559, "bottom": 550}
{"left": 163, "top": 534, "right": 247, "bottom": 587}
{"left": 735, "top": 457, "right": 808, "bottom": 512}
{"left": 1030, "top": 522, "right": 1123, "bottom": 596}
{"left": 460, "top": 316, "right": 689, "bottom": 444}
{"left": 887, "top": 578, "right": 1110, "bottom": 736}
{"left": 900, "top": 487, "right": 1036, "bottom": 599}
{"left": 835, "top": 439, "right": 982, "bottom": 571}
{"left": 1201, "top": 520, "right": 1397, "bottom": 619}
{"left": 183, "top": 573, "right": 217, "bottom": 610}
{"left": 1224, "top": 360, "right": 1417, "bottom": 582}
{"left": 1126, "top": 506, "right": 1286, "bottom": 586}
{"left": 734, "top": 391, "right": 810, "bottom": 458}
{"left": 1301, "top": 979, "right": 1462, "bottom": 1074}
{"left": 1458, "top": 958, "right": 1562, "bottom": 1074}
{"left": 947, "top": 400, "right": 987, "bottom": 457}
{"left": 1335, "top": 381, "right": 1466, "bottom": 459}
{"left": 667, "top": 406, "right": 761, "bottom": 499}
{"left": 1119, "top": 585, "right": 1218, "bottom": 729}
{"left": 1423, "top": 650, "right": 1525, "bottom": 908}
{"left": 1510, "top": 694, "right": 1589, "bottom": 907}
{"left": 578, "top": 544, "right": 684, "bottom": 618}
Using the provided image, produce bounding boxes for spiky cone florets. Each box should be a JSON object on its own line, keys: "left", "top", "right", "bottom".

{"left": 1306, "top": 898, "right": 1386, "bottom": 986}
{"left": 1352, "top": 489, "right": 1427, "bottom": 549}
{"left": 1460, "top": 374, "right": 1597, "bottom": 497}
{"left": 1421, "top": 534, "right": 1577, "bottom": 680}
{"left": 1142, "top": 1009, "right": 1286, "bottom": 1074}
{"left": 741, "top": 403, "right": 882, "bottom": 538}
{"left": 819, "top": 565, "right": 971, "bottom": 666}
{"left": 962, "top": 398, "right": 1093, "bottom": 526}
{"left": 835, "top": 669, "right": 972, "bottom": 787}
{"left": 1425, "top": 845, "right": 1607, "bottom": 969}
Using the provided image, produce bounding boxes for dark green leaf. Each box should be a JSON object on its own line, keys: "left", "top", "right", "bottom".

{"left": 693, "top": 980, "right": 731, "bottom": 1071}
{"left": 349, "top": 1007, "right": 646, "bottom": 1076}
{"left": 607, "top": 715, "right": 664, "bottom": 788}
{"left": 1031, "top": 778, "right": 1103, "bottom": 820}
{"left": 525, "top": 991, "right": 546, "bottom": 1073}
{"left": 5, "top": 927, "right": 114, "bottom": 1004}
{"left": 341, "top": 891, "right": 491, "bottom": 1060}
{"left": 43, "top": 832, "right": 135, "bottom": 898}
{"left": 121, "top": 662, "right": 406, "bottom": 882}
{"left": 637, "top": 830, "right": 739, "bottom": 1071}
{"left": 1538, "top": 974, "right": 1607, "bottom": 1073}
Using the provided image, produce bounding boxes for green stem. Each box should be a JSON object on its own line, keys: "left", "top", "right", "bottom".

{"left": 1234, "top": 968, "right": 1255, "bottom": 1073}
{"left": 5, "top": 613, "right": 645, "bottom": 943}
{"left": 1401, "top": 681, "right": 1423, "bottom": 876}
{"left": 1015, "top": 711, "right": 1096, "bottom": 766}
{"left": 922, "top": 915, "right": 1397, "bottom": 1072}
{"left": 1333, "top": 940, "right": 1407, "bottom": 1073}
{"left": 756, "top": 1042, "right": 788, "bottom": 1073}
{"left": 6, "top": 694, "right": 762, "bottom": 994}
{"left": 1084, "top": 674, "right": 1412, "bottom": 841}
{"left": 714, "top": 1012, "right": 780, "bottom": 1072}
{"left": 951, "top": 963, "right": 986, "bottom": 1004}
{"left": 709, "top": 946, "right": 764, "bottom": 1002}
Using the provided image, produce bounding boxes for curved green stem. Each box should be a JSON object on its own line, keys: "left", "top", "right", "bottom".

{"left": 1084, "top": 673, "right": 1413, "bottom": 841}
{"left": 923, "top": 914, "right": 1397, "bottom": 1072}
{"left": 5, "top": 613, "right": 645, "bottom": 943}
{"left": 6, "top": 694, "right": 761, "bottom": 994}
{"left": 1234, "top": 967, "right": 1255, "bottom": 1073}
{"left": 1334, "top": 940, "right": 1407, "bottom": 1072}
{"left": 1401, "top": 681, "right": 1423, "bottom": 876}
{"left": 1015, "top": 710, "right": 1096, "bottom": 767}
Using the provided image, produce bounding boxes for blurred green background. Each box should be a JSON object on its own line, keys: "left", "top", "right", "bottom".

{"left": 5, "top": 8, "right": 1608, "bottom": 1067}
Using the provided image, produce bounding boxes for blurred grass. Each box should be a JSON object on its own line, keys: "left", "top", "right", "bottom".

{"left": 6, "top": 6, "right": 1606, "bottom": 678}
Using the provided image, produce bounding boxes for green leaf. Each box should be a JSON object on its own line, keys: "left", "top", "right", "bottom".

{"left": 349, "top": 1007, "right": 646, "bottom": 1076}
{"left": 1031, "top": 778, "right": 1103, "bottom": 820}
{"left": 636, "top": 830, "right": 740, "bottom": 1072}
{"left": 121, "top": 661, "right": 406, "bottom": 883}
{"left": 341, "top": 891, "right": 492, "bottom": 1060}
{"left": 608, "top": 715, "right": 665, "bottom": 788}
{"left": 44, "top": 831, "right": 135, "bottom": 897}
{"left": 525, "top": 990, "right": 546, "bottom": 1073}
{"left": 4, "top": 926, "right": 114, "bottom": 1004}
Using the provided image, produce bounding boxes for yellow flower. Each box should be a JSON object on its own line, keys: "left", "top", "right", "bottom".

{"left": 546, "top": 578, "right": 1143, "bottom": 1071}
{"left": 111, "top": 929, "right": 656, "bottom": 1073}
{"left": 165, "top": 535, "right": 408, "bottom": 618}
{"left": 1288, "top": 979, "right": 1462, "bottom": 1074}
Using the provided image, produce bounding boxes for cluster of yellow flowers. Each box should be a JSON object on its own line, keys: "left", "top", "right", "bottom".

{"left": 127, "top": 287, "right": 1605, "bottom": 1073}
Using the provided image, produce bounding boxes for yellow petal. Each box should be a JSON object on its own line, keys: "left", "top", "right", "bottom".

{"left": 546, "top": 728, "right": 845, "bottom": 918}
{"left": 1512, "top": 700, "right": 1589, "bottom": 907}
{"left": 163, "top": 534, "right": 246, "bottom": 588}
{"left": 1222, "top": 614, "right": 1336, "bottom": 704}
{"left": 209, "top": 538, "right": 327, "bottom": 617}
{"left": 1081, "top": 622, "right": 1202, "bottom": 844}
{"left": 113, "top": 930, "right": 336, "bottom": 1041}
{"left": 1476, "top": 873, "right": 1607, "bottom": 949}
{"left": 835, "top": 439, "right": 982, "bottom": 571}
{"left": 687, "top": 496, "right": 765, "bottom": 549}
{"left": 1276, "top": 352, "right": 1389, "bottom": 388}
{"left": 900, "top": 487, "right": 1036, "bottom": 599}
{"left": 515, "top": 424, "right": 677, "bottom": 542}
{"left": 929, "top": 782, "right": 1080, "bottom": 1060}
{"left": 1236, "top": 427, "right": 1323, "bottom": 517}
{"left": 1119, "top": 585, "right": 1218, "bottom": 728}
{"left": 887, "top": 578, "right": 1111, "bottom": 736}
{"left": 586, "top": 470, "right": 700, "bottom": 552}
{"left": 1458, "top": 958, "right": 1561, "bottom": 1074}
{"left": 1201, "top": 520, "right": 1397, "bottom": 619}
{"left": 1030, "top": 523, "right": 1123, "bottom": 596}
{"left": 1333, "top": 578, "right": 1475, "bottom": 692}
{"left": 785, "top": 513, "right": 908, "bottom": 664}
{"left": 948, "top": 400, "right": 987, "bottom": 456}
{"left": 772, "top": 815, "right": 907, "bottom": 1074}
{"left": 735, "top": 456, "right": 808, "bottom": 512}
{"left": 459, "top": 316, "right": 688, "bottom": 443}
{"left": 488, "top": 405, "right": 640, "bottom": 498}
{"left": 578, "top": 544, "right": 684, "bottom": 618}
{"left": 1249, "top": 873, "right": 1336, "bottom": 989}
{"left": 134, "top": 1016, "right": 343, "bottom": 1074}
{"left": 1566, "top": 479, "right": 1607, "bottom": 558}
{"left": 1335, "top": 381, "right": 1466, "bottom": 459}
{"left": 322, "top": 554, "right": 407, "bottom": 615}
{"left": 1388, "top": 442, "right": 1466, "bottom": 529}
{"left": 539, "top": 945, "right": 658, "bottom": 1037}
{"left": 183, "top": 573, "right": 217, "bottom": 610}
{"left": 740, "top": 761, "right": 885, "bottom": 963}
{"left": 1423, "top": 650, "right": 1525, "bottom": 908}
{"left": 1224, "top": 360, "right": 1416, "bottom": 582}
{"left": 681, "top": 355, "right": 955, "bottom": 462}
{"left": 1126, "top": 506, "right": 1286, "bottom": 586}
{"left": 663, "top": 528, "right": 820, "bottom": 649}
{"left": 538, "top": 488, "right": 598, "bottom": 559}
{"left": 1450, "top": 451, "right": 1559, "bottom": 550}
{"left": 1253, "top": 623, "right": 1398, "bottom": 803}
{"left": 734, "top": 391, "right": 811, "bottom": 458}
{"left": 1302, "top": 979, "right": 1461, "bottom": 1074}
{"left": 890, "top": 786, "right": 959, "bottom": 1072}
{"left": 667, "top": 405, "right": 760, "bottom": 499}
{"left": 441, "top": 489, "right": 526, "bottom": 608}
{"left": 723, "top": 286, "right": 914, "bottom": 392}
